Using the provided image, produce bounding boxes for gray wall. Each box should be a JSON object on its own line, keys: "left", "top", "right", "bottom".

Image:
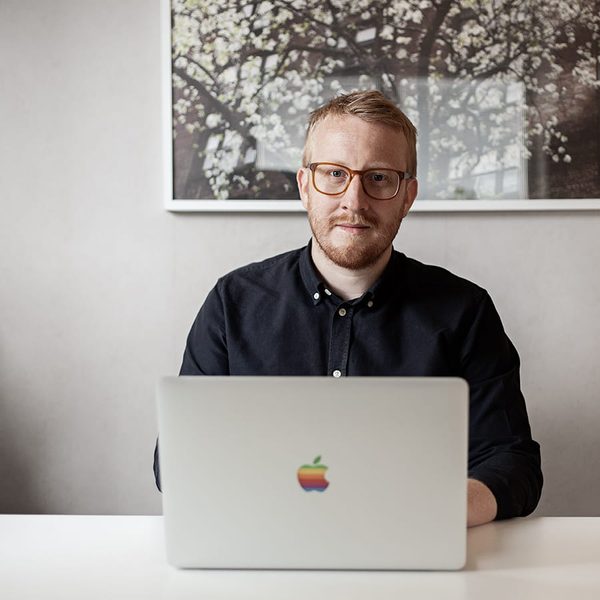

{"left": 1, "top": 0, "right": 598, "bottom": 516}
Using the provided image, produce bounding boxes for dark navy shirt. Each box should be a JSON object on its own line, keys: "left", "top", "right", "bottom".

{"left": 155, "top": 243, "right": 542, "bottom": 519}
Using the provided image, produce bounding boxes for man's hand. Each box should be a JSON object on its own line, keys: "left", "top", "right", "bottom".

{"left": 467, "top": 478, "right": 497, "bottom": 527}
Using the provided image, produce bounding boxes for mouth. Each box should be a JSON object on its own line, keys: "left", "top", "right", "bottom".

{"left": 335, "top": 223, "right": 372, "bottom": 234}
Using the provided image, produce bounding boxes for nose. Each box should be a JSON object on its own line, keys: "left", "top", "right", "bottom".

{"left": 340, "top": 174, "right": 370, "bottom": 212}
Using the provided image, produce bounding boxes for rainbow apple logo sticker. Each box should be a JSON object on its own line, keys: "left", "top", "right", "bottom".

{"left": 297, "top": 455, "right": 330, "bottom": 492}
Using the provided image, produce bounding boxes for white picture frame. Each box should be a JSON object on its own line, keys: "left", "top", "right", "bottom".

{"left": 162, "top": 0, "right": 600, "bottom": 213}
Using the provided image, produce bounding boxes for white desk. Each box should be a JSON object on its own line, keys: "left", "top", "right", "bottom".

{"left": 1, "top": 516, "right": 599, "bottom": 599}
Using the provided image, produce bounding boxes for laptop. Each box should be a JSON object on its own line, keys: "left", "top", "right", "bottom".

{"left": 156, "top": 376, "right": 468, "bottom": 570}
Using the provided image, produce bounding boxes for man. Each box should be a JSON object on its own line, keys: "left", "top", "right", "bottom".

{"left": 155, "top": 90, "right": 543, "bottom": 527}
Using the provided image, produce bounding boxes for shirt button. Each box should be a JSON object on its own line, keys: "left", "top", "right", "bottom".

{"left": 313, "top": 292, "right": 320, "bottom": 300}
{"left": 367, "top": 300, "right": 374, "bottom": 308}
{"left": 332, "top": 370, "right": 342, "bottom": 378}
{"left": 338, "top": 308, "right": 347, "bottom": 317}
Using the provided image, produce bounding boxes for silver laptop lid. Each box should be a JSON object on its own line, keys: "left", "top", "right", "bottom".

{"left": 157, "top": 376, "right": 468, "bottom": 570}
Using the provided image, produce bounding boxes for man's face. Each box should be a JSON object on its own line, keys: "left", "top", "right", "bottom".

{"left": 297, "top": 115, "right": 418, "bottom": 270}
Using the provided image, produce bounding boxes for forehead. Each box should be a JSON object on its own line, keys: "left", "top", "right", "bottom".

{"left": 308, "top": 114, "right": 409, "bottom": 169}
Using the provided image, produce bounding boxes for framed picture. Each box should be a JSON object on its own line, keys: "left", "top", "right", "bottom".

{"left": 162, "top": 0, "right": 600, "bottom": 212}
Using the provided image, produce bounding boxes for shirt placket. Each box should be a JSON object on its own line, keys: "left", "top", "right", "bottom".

{"left": 327, "top": 304, "right": 354, "bottom": 377}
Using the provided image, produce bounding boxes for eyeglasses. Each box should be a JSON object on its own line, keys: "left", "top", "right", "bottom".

{"left": 308, "top": 162, "right": 413, "bottom": 201}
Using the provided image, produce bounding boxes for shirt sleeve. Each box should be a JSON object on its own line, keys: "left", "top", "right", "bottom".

{"left": 180, "top": 281, "right": 230, "bottom": 376}
{"left": 460, "top": 291, "right": 543, "bottom": 520}
{"left": 154, "top": 282, "right": 230, "bottom": 491}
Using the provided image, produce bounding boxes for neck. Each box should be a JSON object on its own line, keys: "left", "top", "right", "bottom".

{"left": 310, "top": 240, "right": 392, "bottom": 301}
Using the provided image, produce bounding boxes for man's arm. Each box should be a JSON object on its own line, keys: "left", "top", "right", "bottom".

{"left": 460, "top": 291, "right": 543, "bottom": 520}
{"left": 154, "top": 283, "right": 230, "bottom": 491}
{"left": 179, "top": 282, "right": 229, "bottom": 376}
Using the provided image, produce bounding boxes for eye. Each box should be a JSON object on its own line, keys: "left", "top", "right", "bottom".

{"left": 367, "top": 171, "right": 391, "bottom": 184}
{"left": 328, "top": 169, "right": 347, "bottom": 179}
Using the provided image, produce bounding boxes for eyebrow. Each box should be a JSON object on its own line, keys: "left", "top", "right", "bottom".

{"left": 310, "top": 159, "right": 406, "bottom": 171}
{"left": 317, "top": 161, "right": 404, "bottom": 171}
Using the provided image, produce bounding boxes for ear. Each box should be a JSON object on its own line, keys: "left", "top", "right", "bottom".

{"left": 297, "top": 167, "right": 309, "bottom": 210}
{"left": 401, "top": 178, "right": 418, "bottom": 218}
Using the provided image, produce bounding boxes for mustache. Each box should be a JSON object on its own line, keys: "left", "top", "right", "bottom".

{"left": 329, "top": 215, "right": 378, "bottom": 227}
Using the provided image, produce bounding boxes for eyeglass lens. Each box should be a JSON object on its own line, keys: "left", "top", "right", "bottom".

{"left": 312, "top": 164, "right": 400, "bottom": 199}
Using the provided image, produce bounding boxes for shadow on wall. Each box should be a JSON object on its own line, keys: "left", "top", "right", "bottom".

{"left": 534, "top": 393, "right": 600, "bottom": 517}
{"left": 0, "top": 381, "right": 45, "bottom": 513}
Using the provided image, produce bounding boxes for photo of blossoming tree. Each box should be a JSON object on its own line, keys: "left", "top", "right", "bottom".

{"left": 169, "top": 0, "right": 600, "bottom": 204}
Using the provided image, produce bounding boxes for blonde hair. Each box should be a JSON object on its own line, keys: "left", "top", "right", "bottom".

{"left": 302, "top": 90, "right": 417, "bottom": 175}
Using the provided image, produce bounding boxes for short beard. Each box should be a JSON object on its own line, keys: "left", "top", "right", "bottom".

{"left": 307, "top": 199, "right": 403, "bottom": 270}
